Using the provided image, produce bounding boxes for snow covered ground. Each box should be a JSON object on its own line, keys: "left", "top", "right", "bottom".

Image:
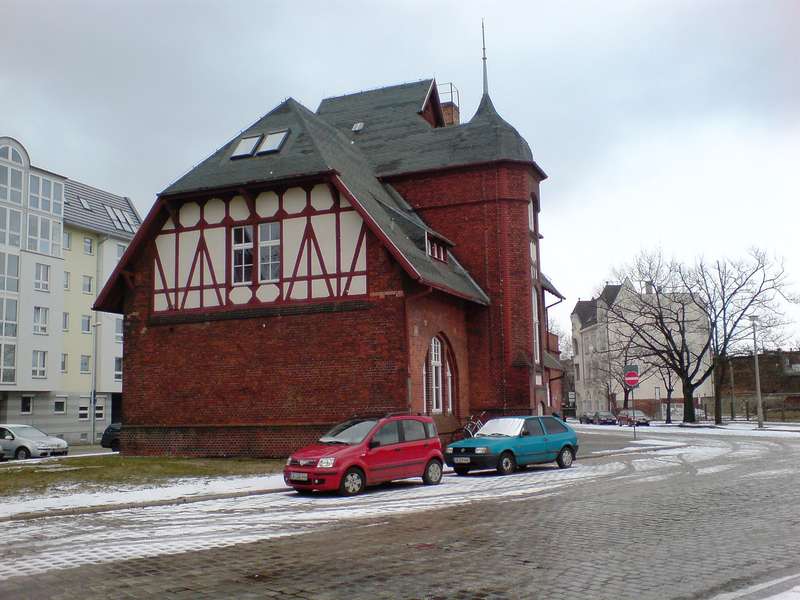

{"left": 572, "top": 422, "right": 800, "bottom": 438}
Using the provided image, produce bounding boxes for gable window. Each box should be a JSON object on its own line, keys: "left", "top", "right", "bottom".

{"left": 84, "top": 237, "right": 94, "bottom": 255}
{"left": 34, "top": 263, "right": 50, "bottom": 291}
{"left": 426, "top": 236, "right": 447, "bottom": 262}
{"left": 0, "top": 252, "right": 18, "bottom": 292}
{"left": 0, "top": 298, "right": 16, "bottom": 336}
{"left": 0, "top": 206, "right": 22, "bottom": 247}
{"left": 33, "top": 306, "right": 48, "bottom": 335}
{"left": 0, "top": 343, "right": 15, "bottom": 383}
{"left": 231, "top": 136, "right": 262, "bottom": 159}
{"left": 231, "top": 225, "right": 253, "bottom": 285}
{"left": 82, "top": 275, "right": 93, "bottom": 294}
{"left": 258, "top": 222, "right": 280, "bottom": 282}
{"left": 32, "top": 350, "right": 47, "bottom": 378}
{"left": 430, "top": 338, "right": 443, "bottom": 413}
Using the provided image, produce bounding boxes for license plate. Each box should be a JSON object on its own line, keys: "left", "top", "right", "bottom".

{"left": 289, "top": 472, "right": 309, "bottom": 481}
{"left": 453, "top": 457, "right": 470, "bottom": 464}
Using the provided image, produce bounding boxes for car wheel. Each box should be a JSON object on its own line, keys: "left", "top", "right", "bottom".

{"left": 111, "top": 440, "right": 120, "bottom": 452}
{"left": 497, "top": 452, "right": 516, "bottom": 475}
{"left": 15, "top": 447, "right": 31, "bottom": 460}
{"left": 454, "top": 466, "right": 470, "bottom": 476}
{"left": 557, "top": 446, "right": 575, "bottom": 469}
{"left": 339, "top": 467, "right": 365, "bottom": 496}
{"left": 422, "top": 459, "right": 443, "bottom": 485}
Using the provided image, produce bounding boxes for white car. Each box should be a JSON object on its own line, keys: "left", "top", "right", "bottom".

{"left": 0, "top": 424, "right": 69, "bottom": 460}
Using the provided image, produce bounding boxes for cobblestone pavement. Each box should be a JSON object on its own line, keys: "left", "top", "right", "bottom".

{"left": 3, "top": 430, "right": 800, "bottom": 599}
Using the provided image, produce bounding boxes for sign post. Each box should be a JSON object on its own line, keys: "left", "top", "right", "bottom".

{"left": 623, "top": 365, "right": 640, "bottom": 440}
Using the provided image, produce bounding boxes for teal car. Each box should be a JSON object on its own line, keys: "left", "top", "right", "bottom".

{"left": 445, "top": 416, "right": 579, "bottom": 475}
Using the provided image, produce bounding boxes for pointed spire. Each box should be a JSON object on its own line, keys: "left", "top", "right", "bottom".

{"left": 481, "top": 19, "right": 488, "bottom": 96}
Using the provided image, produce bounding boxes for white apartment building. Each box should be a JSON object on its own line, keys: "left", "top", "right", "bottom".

{"left": 571, "top": 282, "right": 714, "bottom": 418}
{"left": 0, "top": 136, "right": 140, "bottom": 444}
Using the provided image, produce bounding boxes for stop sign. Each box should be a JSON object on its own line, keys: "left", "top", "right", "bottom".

{"left": 623, "top": 365, "right": 640, "bottom": 387}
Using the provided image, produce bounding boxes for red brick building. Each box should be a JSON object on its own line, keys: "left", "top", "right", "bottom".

{"left": 96, "top": 77, "right": 565, "bottom": 456}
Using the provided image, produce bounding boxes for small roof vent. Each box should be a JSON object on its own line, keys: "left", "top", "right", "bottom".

{"left": 351, "top": 122, "right": 365, "bottom": 132}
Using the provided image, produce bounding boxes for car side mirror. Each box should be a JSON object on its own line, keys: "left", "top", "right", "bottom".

{"left": 520, "top": 430, "right": 529, "bottom": 437}
{"left": 3, "top": 434, "right": 13, "bottom": 441}
{"left": 368, "top": 439, "right": 380, "bottom": 449}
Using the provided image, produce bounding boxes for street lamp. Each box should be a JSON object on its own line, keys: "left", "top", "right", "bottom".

{"left": 748, "top": 316, "right": 764, "bottom": 429}
{"left": 90, "top": 321, "right": 102, "bottom": 445}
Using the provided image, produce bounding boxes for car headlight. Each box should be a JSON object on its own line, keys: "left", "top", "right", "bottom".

{"left": 445, "top": 447, "right": 453, "bottom": 454}
{"left": 36, "top": 444, "right": 49, "bottom": 450}
{"left": 285, "top": 457, "right": 292, "bottom": 466}
{"left": 317, "top": 457, "right": 336, "bottom": 468}
{"left": 474, "top": 447, "right": 490, "bottom": 454}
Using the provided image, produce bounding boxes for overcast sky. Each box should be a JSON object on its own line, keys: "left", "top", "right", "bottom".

{"left": 5, "top": 0, "right": 799, "bottom": 342}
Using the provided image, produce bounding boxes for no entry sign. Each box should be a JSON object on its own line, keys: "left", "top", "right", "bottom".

{"left": 623, "top": 364, "right": 640, "bottom": 388}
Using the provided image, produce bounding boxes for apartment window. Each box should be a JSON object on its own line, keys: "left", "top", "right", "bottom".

{"left": 95, "top": 399, "right": 105, "bottom": 420}
{"left": 82, "top": 275, "right": 93, "bottom": 294}
{"left": 575, "top": 363, "right": 581, "bottom": 381}
{"left": 54, "top": 396, "right": 66, "bottom": 414}
{"left": 258, "top": 222, "right": 280, "bottom": 282}
{"left": 114, "top": 356, "right": 122, "bottom": 381}
{"left": 62, "top": 312, "right": 69, "bottom": 331}
{"left": 231, "top": 225, "right": 253, "bottom": 285}
{"left": 115, "top": 317, "right": 123, "bottom": 343}
{"left": 63, "top": 230, "right": 71, "bottom": 250}
{"left": 0, "top": 343, "right": 15, "bottom": 383}
{"left": 0, "top": 206, "right": 22, "bottom": 247}
{"left": 33, "top": 306, "right": 48, "bottom": 335}
{"left": 0, "top": 298, "right": 17, "bottom": 336}
{"left": 81, "top": 315, "right": 91, "bottom": 333}
{"left": 61, "top": 353, "right": 68, "bottom": 373}
{"left": 0, "top": 252, "right": 19, "bottom": 292}
{"left": 27, "top": 214, "right": 61, "bottom": 256}
{"left": 83, "top": 237, "right": 94, "bottom": 255}
{"left": 63, "top": 271, "right": 70, "bottom": 290}
{"left": 32, "top": 350, "right": 47, "bottom": 378}
{"left": 29, "top": 175, "right": 63, "bottom": 216}
{"left": 116, "top": 243, "right": 127, "bottom": 260}
{"left": 0, "top": 161, "right": 23, "bottom": 204}
{"left": 78, "top": 400, "right": 89, "bottom": 420}
{"left": 21, "top": 396, "right": 32, "bottom": 414}
{"left": 572, "top": 338, "right": 579, "bottom": 356}
{"left": 34, "top": 263, "right": 50, "bottom": 291}
{"left": 80, "top": 354, "right": 90, "bottom": 373}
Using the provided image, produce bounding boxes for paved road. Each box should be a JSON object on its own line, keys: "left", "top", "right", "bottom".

{"left": 3, "top": 428, "right": 799, "bottom": 599}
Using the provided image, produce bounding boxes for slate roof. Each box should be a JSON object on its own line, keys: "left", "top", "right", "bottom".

{"left": 543, "top": 351, "right": 564, "bottom": 372}
{"left": 541, "top": 272, "right": 565, "bottom": 300}
{"left": 63, "top": 179, "right": 140, "bottom": 239}
{"left": 572, "top": 299, "right": 598, "bottom": 328}
{"left": 599, "top": 284, "right": 622, "bottom": 307}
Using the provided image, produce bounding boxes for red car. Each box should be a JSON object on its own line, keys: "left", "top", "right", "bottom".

{"left": 283, "top": 414, "right": 444, "bottom": 496}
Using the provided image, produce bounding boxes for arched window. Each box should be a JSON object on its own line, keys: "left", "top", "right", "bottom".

{"left": 0, "top": 145, "right": 24, "bottom": 205}
{"left": 430, "top": 337, "right": 443, "bottom": 413}
{"left": 424, "top": 335, "right": 457, "bottom": 416}
{"left": 0, "top": 146, "right": 23, "bottom": 165}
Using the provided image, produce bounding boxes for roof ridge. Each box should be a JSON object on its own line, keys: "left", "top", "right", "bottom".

{"left": 318, "top": 78, "right": 433, "bottom": 105}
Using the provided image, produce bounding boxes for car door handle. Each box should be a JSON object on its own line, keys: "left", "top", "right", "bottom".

{"left": 394, "top": 448, "right": 403, "bottom": 452}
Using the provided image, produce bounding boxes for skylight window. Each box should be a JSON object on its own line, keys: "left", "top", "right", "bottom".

{"left": 256, "top": 130, "right": 289, "bottom": 154}
{"left": 78, "top": 196, "right": 90, "bottom": 210}
{"left": 231, "top": 135, "right": 262, "bottom": 159}
{"left": 352, "top": 122, "right": 364, "bottom": 132}
{"left": 105, "top": 205, "right": 137, "bottom": 233}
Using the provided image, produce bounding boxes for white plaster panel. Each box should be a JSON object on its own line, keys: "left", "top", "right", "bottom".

{"left": 283, "top": 217, "right": 306, "bottom": 277}
{"left": 283, "top": 187, "right": 306, "bottom": 214}
{"left": 204, "top": 198, "right": 225, "bottom": 224}
{"left": 347, "top": 275, "right": 366, "bottom": 296}
{"left": 155, "top": 234, "right": 176, "bottom": 288}
{"left": 288, "top": 281, "right": 307, "bottom": 300}
{"left": 311, "top": 214, "right": 336, "bottom": 274}
{"left": 203, "top": 288, "right": 220, "bottom": 307}
{"left": 229, "top": 286, "right": 252, "bottom": 304}
{"left": 203, "top": 228, "right": 226, "bottom": 285}
{"left": 355, "top": 231, "right": 366, "bottom": 271}
{"left": 180, "top": 202, "right": 201, "bottom": 228}
{"left": 311, "top": 279, "right": 331, "bottom": 299}
{"left": 229, "top": 195, "right": 250, "bottom": 221}
{"left": 339, "top": 212, "right": 363, "bottom": 271}
{"left": 256, "top": 191, "right": 279, "bottom": 218}
{"left": 178, "top": 230, "right": 200, "bottom": 288}
{"left": 310, "top": 184, "right": 334, "bottom": 211}
{"left": 256, "top": 283, "right": 280, "bottom": 303}
{"left": 183, "top": 290, "right": 201, "bottom": 309}
{"left": 154, "top": 294, "right": 169, "bottom": 312}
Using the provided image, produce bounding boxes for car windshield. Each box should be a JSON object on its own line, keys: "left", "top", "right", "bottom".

{"left": 475, "top": 418, "right": 524, "bottom": 437}
{"left": 598, "top": 412, "right": 614, "bottom": 418}
{"left": 11, "top": 426, "right": 48, "bottom": 439}
{"left": 319, "top": 419, "right": 378, "bottom": 445}
{"left": 630, "top": 411, "right": 647, "bottom": 417}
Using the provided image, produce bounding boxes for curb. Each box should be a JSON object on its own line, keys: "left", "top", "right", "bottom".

{"left": 0, "top": 485, "right": 290, "bottom": 523}
{"left": 578, "top": 444, "right": 687, "bottom": 460}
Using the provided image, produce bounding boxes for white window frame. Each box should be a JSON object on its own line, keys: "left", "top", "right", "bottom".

{"left": 34, "top": 263, "right": 50, "bottom": 291}
{"left": 61, "top": 353, "right": 68, "bottom": 373}
{"left": 0, "top": 252, "right": 19, "bottom": 292}
{"left": 430, "top": 338, "right": 443, "bottom": 414}
{"left": 28, "top": 214, "right": 61, "bottom": 256}
{"left": 29, "top": 174, "right": 63, "bottom": 217}
{"left": 63, "top": 271, "right": 70, "bottom": 290}
{"left": 258, "top": 222, "right": 280, "bottom": 283}
{"left": 114, "top": 356, "right": 122, "bottom": 381}
{"left": 0, "top": 160, "right": 23, "bottom": 204}
{"left": 83, "top": 236, "right": 94, "bottom": 255}
{"left": 95, "top": 397, "right": 105, "bottom": 421}
{"left": 231, "top": 225, "right": 253, "bottom": 286}
{"left": 0, "top": 206, "right": 22, "bottom": 247}
{"left": 80, "top": 354, "right": 91, "bottom": 374}
{"left": 82, "top": 275, "right": 93, "bottom": 294}
{"left": 532, "top": 289, "right": 541, "bottom": 365}
{"left": 21, "top": 395, "right": 32, "bottom": 414}
{"left": 54, "top": 395, "right": 67, "bottom": 414}
{"left": 0, "top": 343, "right": 15, "bottom": 383}
{"left": 0, "top": 298, "right": 17, "bottom": 337}
{"left": 33, "top": 306, "right": 48, "bottom": 335}
{"left": 63, "top": 230, "right": 71, "bottom": 251}
{"left": 78, "top": 398, "right": 89, "bottom": 420}
{"left": 115, "top": 318, "right": 123, "bottom": 343}
{"left": 81, "top": 315, "right": 91, "bottom": 334}
{"left": 32, "top": 350, "right": 47, "bottom": 378}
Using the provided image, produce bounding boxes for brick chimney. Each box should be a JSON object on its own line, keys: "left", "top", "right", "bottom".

{"left": 437, "top": 83, "right": 460, "bottom": 126}
{"left": 441, "top": 102, "right": 460, "bottom": 126}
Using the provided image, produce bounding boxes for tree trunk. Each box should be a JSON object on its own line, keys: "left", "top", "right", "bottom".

{"left": 713, "top": 356, "right": 725, "bottom": 425}
{"left": 666, "top": 390, "right": 673, "bottom": 424}
{"left": 623, "top": 387, "right": 630, "bottom": 410}
{"left": 682, "top": 381, "right": 696, "bottom": 423}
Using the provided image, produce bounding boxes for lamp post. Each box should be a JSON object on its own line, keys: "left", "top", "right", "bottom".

{"left": 90, "top": 321, "right": 102, "bottom": 445}
{"left": 748, "top": 316, "right": 764, "bottom": 429}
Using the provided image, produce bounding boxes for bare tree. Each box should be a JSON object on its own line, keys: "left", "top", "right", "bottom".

{"left": 607, "top": 249, "right": 794, "bottom": 423}
{"left": 597, "top": 337, "right": 655, "bottom": 410}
